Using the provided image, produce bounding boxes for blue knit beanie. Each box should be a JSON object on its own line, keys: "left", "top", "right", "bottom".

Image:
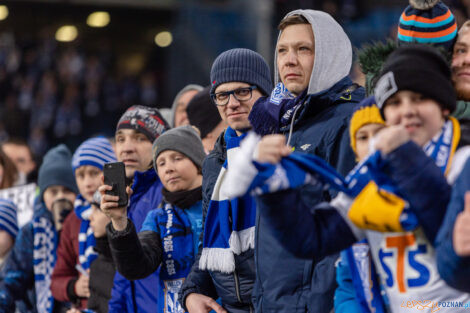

{"left": 72, "top": 136, "right": 117, "bottom": 172}
{"left": 210, "top": 48, "right": 272, "bottom": 96}
{"left": 38, "top": 144, "right": 78, "bottom": 199}
{"left": 0, "top": 199, "right": 18, "bottom": 238}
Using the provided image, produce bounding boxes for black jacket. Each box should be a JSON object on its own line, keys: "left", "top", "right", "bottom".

{"left": 88, "top": 236, "right": 116, "bottom": 313}
{"left": 180, "top": 133, "right": 255, "bottom": 313}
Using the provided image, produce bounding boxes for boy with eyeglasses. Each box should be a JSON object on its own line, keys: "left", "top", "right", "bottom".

{"left": 179, "top": 48, "right": 272, "bottom": 313}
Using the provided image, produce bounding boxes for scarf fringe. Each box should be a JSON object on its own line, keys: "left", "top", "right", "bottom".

{"left": 199, "top": 248, "right": 235, "bottom": 273}
{"left": 229, "top": 227, "right": 255, "bottom": 255}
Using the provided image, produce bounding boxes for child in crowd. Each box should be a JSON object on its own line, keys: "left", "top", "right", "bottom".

{"left": 88, "top": 191, "right": 114, "bottom": 313}
{"left": 67, "top": 190, "right": 115, "bottom": 313}
{"left": 334, "top": 97, "right": 387, "bottom": 313}
{"left": 0, "top": 144, "right": 78, "bottom": 313}
{"left": 227, "top": 45, "right": 469, "bottom": 312}
{"left": 0, "top": 199, "right": 18, "bottom": 265}
{"left": 51, "top": 137, "right": 116, "bottom": 311}
{"left": 101, "top": 125, "right": 205, "bottom": 313}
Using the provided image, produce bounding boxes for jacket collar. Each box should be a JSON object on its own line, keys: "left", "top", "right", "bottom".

{"left": 286, "top": 76, "right": 363, "bottom": 129}
{"left": 131, "top": 168, "right": 159, "bottom": 200}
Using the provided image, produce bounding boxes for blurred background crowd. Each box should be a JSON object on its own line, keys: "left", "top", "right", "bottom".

{"left": 0, "top": 0, "right": 468, "bottom": 160}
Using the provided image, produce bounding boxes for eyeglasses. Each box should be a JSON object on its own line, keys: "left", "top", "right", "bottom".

{"left": 211, "top": 86, "right": 257, "bottom": 106}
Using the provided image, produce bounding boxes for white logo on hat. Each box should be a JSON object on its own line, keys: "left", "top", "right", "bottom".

{"left": 375, "top": 71, "right": 397, "bottom": 109}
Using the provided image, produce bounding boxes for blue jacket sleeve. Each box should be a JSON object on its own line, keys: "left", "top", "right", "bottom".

{"left": 256, "top": 188, "right": 358, "bottom": 260}
{"left": 334, "top": 251, "right": 362, "bottom": 313}
{"left": 382, "top": 141, "right": 452, "bottom": 243}
{"left": 108, "top": 272, "right": 130, "bottom": 313}
{"left": 0, "top": 223, "right": 34, "bottom": 312}
{"left": 436, "top": 157, "right": 470, "bottom": 292}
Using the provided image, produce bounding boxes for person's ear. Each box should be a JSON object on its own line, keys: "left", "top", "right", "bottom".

{"left": 443, "top": 109, "right": 450, "bottom": 117}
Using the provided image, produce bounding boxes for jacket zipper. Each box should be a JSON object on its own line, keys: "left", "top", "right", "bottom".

{"left": 233, "top": 269, "right": 243, "bottom": 303}
{"left": 286, "top": 103, "right": 303, "bottom": 146}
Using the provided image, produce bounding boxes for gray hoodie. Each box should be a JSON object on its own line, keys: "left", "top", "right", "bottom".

{"left": 274, "top": 9, "right": 352, "bottom": 95}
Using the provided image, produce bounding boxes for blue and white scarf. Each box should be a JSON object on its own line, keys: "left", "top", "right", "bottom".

{"left": 224, "top": 118, "right": 459, "bottom": 313}
{"left": 33, "top": 202, "right": 58, "bottom": 313}
{"left": 248, "top": 83, "right": 304, "bottom": 136}
{"left": 199, "top": 127, "right": 256, "bottom": 273}
{"left": 74, "top": 195, "right": 97, "bottom": 270}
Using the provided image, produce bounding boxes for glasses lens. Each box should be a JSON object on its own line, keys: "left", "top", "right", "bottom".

{"left": 234, "top": 88, "right": 251, "bottom": 100}
{"left": 215, "top": 93, "right": 229, "bottom": 105}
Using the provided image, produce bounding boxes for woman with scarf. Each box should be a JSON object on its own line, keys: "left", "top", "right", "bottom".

{"left": 51, "top": 137, "right": 116, "bottom": 311}
{"left": 101, "top": 125, "right": 206, "bottom": 313}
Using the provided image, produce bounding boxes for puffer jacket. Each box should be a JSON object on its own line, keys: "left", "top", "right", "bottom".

{"left": 180, "top": 133, "right": 255, "bottom": 313}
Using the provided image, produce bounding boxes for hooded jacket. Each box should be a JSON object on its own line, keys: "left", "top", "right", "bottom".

{"left": 252, "top": 9, "right": 364, "bottom": 313}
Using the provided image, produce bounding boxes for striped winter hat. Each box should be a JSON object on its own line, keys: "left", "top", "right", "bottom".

{"left": 72, "top": 136, "right": 117, "bottom": 172}
{"left": 398, "top": 0, "right": 457, "bottom": 52}
{"left": 0, "top": 199, "right": 18, "bottom": 238}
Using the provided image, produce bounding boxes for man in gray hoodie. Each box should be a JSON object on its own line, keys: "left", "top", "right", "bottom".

{"left": 248, "top": 9, "right": 365, "bottom": 313}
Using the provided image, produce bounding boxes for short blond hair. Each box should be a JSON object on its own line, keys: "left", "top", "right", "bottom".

{"left": 459, "top": 20, "right": 470, "bottom": 35}
{"left": 278, "top": 15, "right": 309, "bottom": 31}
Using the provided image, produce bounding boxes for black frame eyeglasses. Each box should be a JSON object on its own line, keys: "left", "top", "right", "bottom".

{"left": 211, "top": 86, "right": 257, "bottom": 106}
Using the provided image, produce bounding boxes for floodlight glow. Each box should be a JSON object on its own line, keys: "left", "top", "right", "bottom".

{"left": 55, "top": 25, "right": 78, "bottom": 42}
{"left": 154, "top": 31, "right": 172, "bottom": 47}
{"left": 0, "top": 6, "right": 9, "bottom": 21}
{"left": 87, "top": 11, "right": 110, "bottom": 28}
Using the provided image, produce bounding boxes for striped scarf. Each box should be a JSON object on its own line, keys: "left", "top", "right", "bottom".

{"left": 33, "top": 202, "right": 58, "bottom": 313}
{"left": 199, "top": 127, "right": 256, "bottom": 274}
{"left": 74, "top": 195, "right": 97, "bottom": 270}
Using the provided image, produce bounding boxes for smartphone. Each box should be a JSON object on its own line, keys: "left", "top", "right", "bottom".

{"left": 103, "top": 162, "right": 128, "bottom": 207}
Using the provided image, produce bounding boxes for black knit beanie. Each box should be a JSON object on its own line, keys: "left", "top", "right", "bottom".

{"left": 374, "top": 45, "right": 456, "bottom": 113}
{"left": 210, "top": 48, "right": 272, "bottom": 96}
{"left": 152, "top": 125, "right": 206, "bottom": 172}
{"left": 187, "top": 86, "right": 222, "bottom": 139}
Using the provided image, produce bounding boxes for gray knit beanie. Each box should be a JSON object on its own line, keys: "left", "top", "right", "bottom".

{"left": 152, "top": 125, "right": 206, "bottom": 171}
{"left": 210, "top": 48, "right": 272, "bottom": 96}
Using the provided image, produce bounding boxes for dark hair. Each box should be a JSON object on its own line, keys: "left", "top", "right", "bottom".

{"left": 1, "top": 137, "right": 35, "bottom": 162}
{"left": 278, "top": 14, "right": 309, "bottom": 31}
{"left": 0, "top": 148, "right": 18, "bottom": 189}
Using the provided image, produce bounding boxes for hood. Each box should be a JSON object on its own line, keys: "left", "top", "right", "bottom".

{"left": 274, "top": 9, "right": 352, "bottom": 95}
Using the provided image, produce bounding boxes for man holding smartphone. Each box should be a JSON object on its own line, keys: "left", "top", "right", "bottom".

{"left": 105, "top": 105, "right": 169, "bottom": 313}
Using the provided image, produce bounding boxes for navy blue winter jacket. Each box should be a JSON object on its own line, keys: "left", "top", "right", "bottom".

{"left": 436, "top": 156, "right": 470, "bottom": 292}
{"left": 108, "top": 168, "right": 163, "bottom": 313}
{"left": 257, "top": 141, "right": 452, "bottom": 312}
{"left": 253, "top": 77, "right": 364, "bottom": 313}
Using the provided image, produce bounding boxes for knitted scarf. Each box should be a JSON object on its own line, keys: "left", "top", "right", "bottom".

{"left": 199, "top": 127, "right": 256, "bottom": 274}
{"left": 33, "top": 202, "right": 58, "bottom": 313}
{"left": 248, "top": 83, "right": 305, "bottom": 136}
{"left": 74, "top": 195, "right": 97, "bottom": 270}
